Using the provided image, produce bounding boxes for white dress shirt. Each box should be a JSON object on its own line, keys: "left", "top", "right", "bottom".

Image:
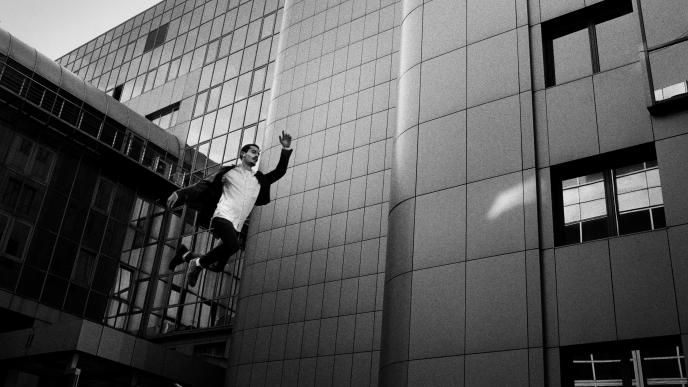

{"left": 212, "top": 165, "right": 261, "bottom": 231}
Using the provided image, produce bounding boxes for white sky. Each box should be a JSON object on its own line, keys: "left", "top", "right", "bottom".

{"left": 0, "top": 0, "right": 162, "bottom": 59}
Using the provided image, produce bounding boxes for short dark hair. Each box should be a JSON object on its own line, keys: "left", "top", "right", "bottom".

{"left": 240, "top": 143, "right": 259, "bottom": 154}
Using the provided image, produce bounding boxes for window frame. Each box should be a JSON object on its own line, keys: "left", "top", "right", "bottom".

{"left": 560, "top": 336, "right": 687, "bottom": 387}
{"left": 542, "top": 0, "right": 633, "bottom": 87}
{"left": 0, "top": 210, "right": 34, "bottom": 262}
{"left": 143, "top": 23, "right": 169, "bottom": 53}
{"left": 551, "top": 143, "right": 665, "bottom": 246}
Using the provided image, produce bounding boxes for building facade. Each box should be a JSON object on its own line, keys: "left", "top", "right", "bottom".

{"left": 1, "top": 0, "right": 687, "bottom": 386}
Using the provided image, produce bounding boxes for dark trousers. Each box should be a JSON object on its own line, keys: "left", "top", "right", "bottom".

{"left": 198, "top": 217, "right": 240, "bottom": 271}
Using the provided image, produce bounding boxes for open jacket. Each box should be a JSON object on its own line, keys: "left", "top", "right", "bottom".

{"left": 174, "top": 148, "right": 293, "bottom": 227}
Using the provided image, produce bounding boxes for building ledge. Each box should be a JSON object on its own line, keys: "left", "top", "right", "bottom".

{"left": 0, "top": 319, "right": 224, "bottom": 387}
{"left": 648, "top": 93, "right": 688, "bottom": 116}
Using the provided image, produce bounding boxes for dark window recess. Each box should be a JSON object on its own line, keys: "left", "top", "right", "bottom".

{"left": 72, "top": 249, "right": 97, "bottom": 286}
{"left": 41, "top": 275, "right": 67, "bottom": 309}
{"left": 542, "top": 0, "right": 633, "bottom": 87}
{"left": 552, "top": 143, "right": 665, "bottom": 246}
{"left": 112, "top": 84, "right": 124, "bottom": 101}
{"left": 561, "top": 336, "right": 687, "bottom": 387}
{"left": 5, "top": 135, "right": 56, "bottom": 184}
{"left": 92, "top": 178, "right": 116, "bottom": 213}
{"left": 17, "top": 266, "right": 44, "bottom": 300}
{"left": 80, "top": 107, "right": 104, "bottom": 138}
{"left": 0, "top": 258, "right": 20, "bottom": 291}
{"left": 143, "top": 23, "right": 169, "bottom": 53}
{"left": 5, "top": 220, "right": 31, "bottom": 259}
{"left": 145, "top": 102, "right": 181, "bottom": 130}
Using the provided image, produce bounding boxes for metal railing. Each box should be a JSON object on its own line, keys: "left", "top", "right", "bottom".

{"left": 0, "top": 55, "right": 190, "bottom": 186}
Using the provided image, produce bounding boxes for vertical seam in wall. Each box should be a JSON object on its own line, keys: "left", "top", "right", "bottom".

{"left": 404, "top": 1, "right": 423, "bottom": 382}
{"left": 605, "top": 239, "right": 619, "bottom": 341}
{"left": 514, "top": 0, "right": 532, "bottom": 381}
{"left": 351, "top": 1, "right": 373, "bottom": 384}
{"left": 554, "top": 246, "right": 561, "bottom": 349}
{"left": 663, "top": 229, "right": 684, "bottom": 334}
{"left": 463, "top": 0, "right": 469, "bottom": 382}
{"left": 338, "top": 12, "right": 358, "bottom": 377}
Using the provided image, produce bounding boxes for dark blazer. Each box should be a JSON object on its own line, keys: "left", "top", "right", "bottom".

{"left": 174, "top": 148, "right": 293, "bottom": 227}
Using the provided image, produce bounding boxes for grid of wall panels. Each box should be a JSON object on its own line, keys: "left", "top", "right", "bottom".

{"left": 227, "top": 0, "right": 400, "bottom": 385}
{"left": 377, "top": 0, "right": 544, "bottom": 384}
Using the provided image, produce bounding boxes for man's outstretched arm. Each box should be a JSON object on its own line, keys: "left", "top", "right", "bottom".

{"left": 262, "top": 131, "right": 293, "bottom": 183}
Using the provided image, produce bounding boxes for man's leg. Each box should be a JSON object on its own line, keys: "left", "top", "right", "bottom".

{"left": 168, "top": 244, "right": 193, "bottom": 270}
{"left": 198, "top": 217, "right": 240, "bottom": 267}
{"left": 187, "top": 218, "right": 240, "bottom": 286}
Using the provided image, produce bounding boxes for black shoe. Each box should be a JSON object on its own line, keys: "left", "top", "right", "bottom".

{"left": 187, "top": 259, "right": 203, "bottom": 287}
{"left": 168, "top": 244, "right": 189, "bottom": 270}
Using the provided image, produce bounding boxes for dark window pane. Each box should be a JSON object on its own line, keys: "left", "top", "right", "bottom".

{"left": 93, "top": 179, "right": 115, "bottom": 212}
{"left": 0, "top": 176, "right": 22, "bottom": 211}
{"left": 0, "top": 214, "right": 8, "bottom": 246}
{"left": 16, "top": 183, "right": 42, "bottom": 220}
{"left": 570, "top": 360, "right": 593, "bottom": 381}
{"left": 16, "top": 266, "right": 45, "bottom": 299}
{"left": 82, "top": 211, "right": 106, "bottom": 250}
{"left": 594, "top": 359, "right": 623, "bottom": 380}
{"left": 85, "top": 291, "right": 108, "bottom": 320}
{"left": 30, "top": 146, "right": 55, "bottom": 183}
{"left": 26, "top": 228, "right": 56, "bottom": 270}
{"left": 50, "top": 152, "right": 78, "bottom": 195}
{"left": 71, "top": 163, "right": 98, "bottom": 202}
{"left": 6, "top": 136, "right": 33, "bottom": 173}
{"left": 155, "top": 23, "right": 169, "bottom": 46}
{"left": 50, "top": 238, "right": 78, "bottom": 278}
{"left": 100, "top": 120, "right": 126, "bottom": 150}
{"left": 41, "top": 275, "right": 68, "bottom": 309}
{"left": 64, "top": 285, "right": 88, "bottom": 316}
{"left": 0, "top": 125, "right": 15, "bottom": 162}
{"left": 562, "top": 223, "right": 581, "bottom": 245}
{"left": 6, "top": 221, "right": 31, "bottom": 259}
{"left": 0, "top": 257, "right": 20, "bottom": 291}
{"left": 127, "top": 136, "right": 145, "bottom": 162}
{"left": 37, "top": 191, "right": 67, "bottom": 232}
{"left": 92, "top": 257, "right": 118, "bottom": 293}
{"left": 581, "top": 217, "right": 608, "bottom": 242}
{"left": 101, "top": 220, "right": 127, "bottom": 258}
{"left": 72, "top": 249, "right": 97, "bottom": 286}
{"left": 144, "top": 30, "right": 158, "bottom": 52}
{"left": 618, "top": 210, "right": 652, "bottom": 235}
{"left": 652, "top": 207, "right": 666, "bottom": 228}
{"left": 60, "top": 202, "right": 86, "bottom": 241}
{"left": 111, "top": 186, "right": 135, "bottom": 222}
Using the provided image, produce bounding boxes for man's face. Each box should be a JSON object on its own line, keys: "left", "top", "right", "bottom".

{"left": 241, "top": 146, "right": 260, "bottom": 166}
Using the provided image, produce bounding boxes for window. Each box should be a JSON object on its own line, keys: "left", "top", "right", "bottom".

{"left": 0, "top": 213, "right": 32, "bottom": 261}
{"left": 5, "top": 135, "right": 56, "bottom": 184}
{"left": 112, "top": 84, "right": 124, "bottom": 101}
{"left": 552, "top": 144, "right": 665, "bottom": 246}
{"left": 561, "top": 336, "right": 687, "bottom": 386}
{"left": 143, "top": 23, "right": 169, "bottom": 53}
{"left": 145, "top": 102, "right": 181, "bottom": 130}
{"left": 542, "top": 0, "right": 633, "bottom": 87}
{"left": 92, "top": 178, "right": 116, "bottom": 213}
{"left": 72, "top": 249, "right": 97, "bottom": 286}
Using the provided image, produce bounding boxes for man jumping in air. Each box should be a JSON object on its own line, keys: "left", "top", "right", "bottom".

{"left": 167, "top": 131, "right": 293, "bottom": 287}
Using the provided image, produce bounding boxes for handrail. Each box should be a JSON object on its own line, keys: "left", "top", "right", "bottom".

{"left": 0, "top": 55, "right": 190, "bottom": 187}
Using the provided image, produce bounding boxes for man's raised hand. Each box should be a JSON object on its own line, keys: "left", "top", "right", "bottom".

{"left": 279, "top": 131, "right": 292, "bottom": 148}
